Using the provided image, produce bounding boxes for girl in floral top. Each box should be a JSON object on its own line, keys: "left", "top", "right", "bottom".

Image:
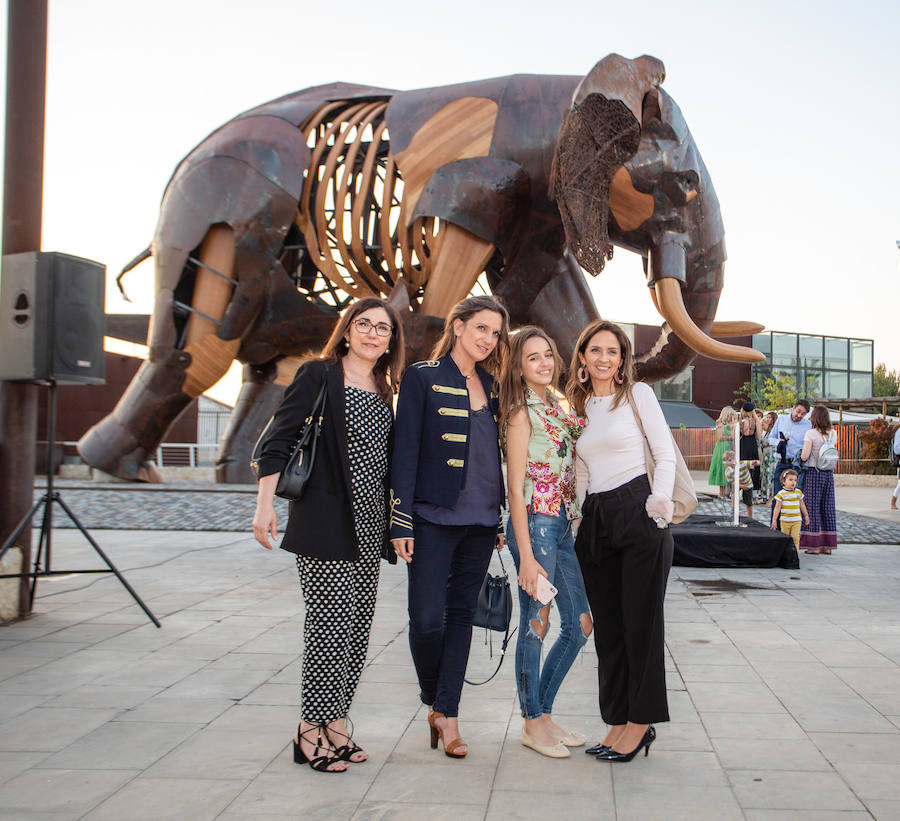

{"left": 499, "top": 326, "right": 592, "bottom": 758}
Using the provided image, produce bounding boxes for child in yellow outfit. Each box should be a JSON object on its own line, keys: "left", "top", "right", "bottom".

{"left": 723, "top": 450, "right": 760, "bottom": 519}
{"left": 771, "top": 469, "right": 810, "bottom": 550}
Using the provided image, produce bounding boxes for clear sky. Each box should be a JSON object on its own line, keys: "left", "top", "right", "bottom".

{"left": 5, "top": 0, "right": 899, "bottom": 402}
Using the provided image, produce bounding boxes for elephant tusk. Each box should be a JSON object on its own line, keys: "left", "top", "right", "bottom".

{"left": 709, "top": 320, "right": 765, "bottom": 338}
{"left": 654, "top": 278, "right": 765, "bottom": 363}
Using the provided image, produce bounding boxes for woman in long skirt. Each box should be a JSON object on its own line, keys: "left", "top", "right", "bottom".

{"left": 798, "top": 405, "right": 837, "bottom": 554}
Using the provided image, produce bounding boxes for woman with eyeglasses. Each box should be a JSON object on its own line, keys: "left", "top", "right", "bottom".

{"left": 253, "top": 297, "right": 404, "bottom": 774}
{"left": 390, "top": 294, "right": 510, "bottom": 759}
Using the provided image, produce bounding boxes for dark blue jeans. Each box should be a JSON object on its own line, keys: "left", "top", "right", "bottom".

{"left": 407, "top": 518, "right": 496, "bottom": 717}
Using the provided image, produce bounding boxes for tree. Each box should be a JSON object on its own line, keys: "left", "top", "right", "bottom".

{"left": 734, "top": 371, "right": 814, "bottom": 411}
{"left": 874, "top": 363, "right": 900, "bottom": 397}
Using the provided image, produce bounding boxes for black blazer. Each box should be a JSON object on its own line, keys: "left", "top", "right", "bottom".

{"left": 389, "top": 355, "right": 504, "bottom": 540}
{"left": 257, "top": 360, "right": 395, "bottom": 563}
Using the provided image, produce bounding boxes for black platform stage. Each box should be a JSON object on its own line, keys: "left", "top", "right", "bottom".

{"left": 671, "top": 515, "right": 800, "bottom": 569}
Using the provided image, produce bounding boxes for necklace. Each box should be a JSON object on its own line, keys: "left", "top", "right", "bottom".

{"left": 343, "top": 369, "right": 372, "bottom": 389}
{"left": 450, "top": 353, "right": 476, "bottom": 380}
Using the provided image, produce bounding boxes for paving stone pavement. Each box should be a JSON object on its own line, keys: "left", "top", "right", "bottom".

{"left": 1, "top": 477, "right": 896, "bottom": 819}
{"left": 38, "top": 479, "right": 900, "bottom": 545}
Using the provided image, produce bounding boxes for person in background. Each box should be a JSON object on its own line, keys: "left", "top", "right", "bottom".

{"left": 759, "top": 411, "right": 779, "bottom": 504}
{"left": 390, "top": 294, "right": 509, "bottom": 760}
{"left": 723, "top": 450, "right": 759, "bottom": 519}
{"left": 771, "top": 468, "right": 809, "bottom": 552}
{"left": 567, "top": 320, "right": 675, "bottom": 763}
{"left": 740, "top": 402, "right": 763, "bottom": 502}
{"left": 709, "top": 406, "right": 739, "bottom": 497}
{"left": 799, "top": 405, "right": 838, "bottom": 554}
{"left": 891, "top": 425, "right": 900, "bottom": 510}
{"left": 252, "top": 297, "right": 404, "bottom": 773}
{"left": 499, "top": 326, "right": 591, "bottom": 759}
{"left": 768, "top": 399, "right": 811, "bottom": 496}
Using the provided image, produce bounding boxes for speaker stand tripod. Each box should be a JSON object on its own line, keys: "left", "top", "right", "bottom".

{"left": 0, "top": 380, "right": 160, "bottom": 626}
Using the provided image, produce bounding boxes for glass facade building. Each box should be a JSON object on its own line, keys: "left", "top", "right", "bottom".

{"left": 751, "top": 331, "right": 873, "bottom": 400}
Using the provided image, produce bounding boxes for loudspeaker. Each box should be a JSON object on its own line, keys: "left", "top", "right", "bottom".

{"left": 0, "top": 251, "right": 106, "bottom": 384}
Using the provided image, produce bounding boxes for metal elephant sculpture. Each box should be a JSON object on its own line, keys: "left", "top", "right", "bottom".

{"left": 78, "top": 52, "right": 763, "bottom": 484}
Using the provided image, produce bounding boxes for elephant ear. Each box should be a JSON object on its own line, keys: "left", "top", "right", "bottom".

{"left": 549, "top": 93, "right": 641, "bottom": 276}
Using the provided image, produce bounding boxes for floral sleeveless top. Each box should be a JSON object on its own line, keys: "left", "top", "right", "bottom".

{"left": 523, "top": 389, "right": 585, "bottom": 520}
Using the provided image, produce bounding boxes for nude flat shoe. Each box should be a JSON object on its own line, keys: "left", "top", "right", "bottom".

{"left": 559, "top": 729, "right": 586, "bottom": 747}
{"left": 521, "top": 727, "right": 570, "bottom": 758}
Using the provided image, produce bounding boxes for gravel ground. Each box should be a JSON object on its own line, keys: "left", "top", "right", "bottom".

{"left": 33, "top": 481, "right": 900, "bottom": 544}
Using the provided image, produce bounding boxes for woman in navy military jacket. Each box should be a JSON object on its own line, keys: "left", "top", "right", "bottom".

{"left": 390, "top": 294, "right": 509, "bottom": 758}
{"left": 253, "top": 297, "right": 404, "bottom": 773}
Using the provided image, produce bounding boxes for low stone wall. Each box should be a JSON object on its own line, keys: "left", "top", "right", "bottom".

{"left": 834, "top": 473, "right": 897, "bottom": 487}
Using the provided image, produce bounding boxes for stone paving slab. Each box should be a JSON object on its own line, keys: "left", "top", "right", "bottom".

{"left": 1, "top": 515, "right": 900, "bottom": 817}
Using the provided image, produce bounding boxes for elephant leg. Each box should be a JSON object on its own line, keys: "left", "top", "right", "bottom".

{"left": 419, "top": 223, "right": 494, "bottom": 317}
{"left": 215, "top": 359, "right": 307, "bottom": 484}
{"left": 496, "top": 250, "right": 600, "bottom": 362}
{"left": 179, "top": 225, "right": 242, "bottom": 397}
{"left": 79, "top": 226, "right": 243, "bottom": 481}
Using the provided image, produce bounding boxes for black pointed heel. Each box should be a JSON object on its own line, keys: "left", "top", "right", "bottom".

{"left": 585, "top": 742, "right": 610, "bottom": 755}
{"left": 595, "top": 725, "right": 656, "bottom": 762}
{"left": 292, "top": 723, "right": 347, "bottom": 773}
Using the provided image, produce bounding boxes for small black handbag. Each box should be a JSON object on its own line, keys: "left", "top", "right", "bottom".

{"left": 472, "top": 552, "right": 513, "bottom": 632}
{"left": 251, "top": 379, "right": 327, "bottom": 501}
{"left": 466, "top": 549, "right": 515, "bottom": 686}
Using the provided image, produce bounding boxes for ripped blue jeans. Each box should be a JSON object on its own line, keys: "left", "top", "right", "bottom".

{"left": 506, "top": 508, "right": 591, "bottom": 719}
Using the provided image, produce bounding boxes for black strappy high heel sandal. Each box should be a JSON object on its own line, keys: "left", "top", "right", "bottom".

{"left": 326, "top": 718, "right": 367, "bottom": 763}
{"left": 292, "top": 723, "right": 347, "bottom": 773}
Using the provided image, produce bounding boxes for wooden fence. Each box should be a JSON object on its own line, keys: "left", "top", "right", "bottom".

{"left": 671, "top": 425, "right": 863, "bottom": 474}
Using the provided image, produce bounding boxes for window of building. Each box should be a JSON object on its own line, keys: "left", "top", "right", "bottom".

{"left": 652, "top": 366, "right": 693, "bottom": 402}
{"left": 772, "top": 333, "right": 797, "bottom": 367}
{"left": 824, "top": 337, "right": 848, "bottom": 369}
{"left": 751, "top": 331, "right": 872, "bottom": 402}
{"left": 799, "top": 335, "right": 822, "bottom": 368}
{"left": 752, "top": 333, "right": 771, "bottom": 359}
{"left": 800, "top": 369, "right": 822, "bottom": 398}
{"left": 850, "top": 339, "right": 872, "bottom": 372}
{"left": 824, "top": 371, "right": 848, "bottom": 398}
{"left": 849, "top": 372, "right": 872, "bottom": 398}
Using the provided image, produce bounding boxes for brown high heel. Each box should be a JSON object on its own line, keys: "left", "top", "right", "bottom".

{"left": 428, "top": 710, "right": 467, "bottom": 758}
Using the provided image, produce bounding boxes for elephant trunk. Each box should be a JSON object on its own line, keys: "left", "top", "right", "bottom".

{"left": 635, "top": 234, "right": 764, "bottom": 381}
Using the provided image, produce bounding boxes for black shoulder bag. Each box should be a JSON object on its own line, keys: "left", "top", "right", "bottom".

{"left": 250, "top": 378, "right": 328, "bottom": 501}
{"left": 465, "top": 550, "right": 516, "bottom": 686}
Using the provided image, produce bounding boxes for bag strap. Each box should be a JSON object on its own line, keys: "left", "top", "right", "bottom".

{"left": 308, "top": 376, "right": 328, "bottom": 425}
{"left": 250, "top": 368, "right": 328, "bottom": 475}
{"left": 625, "top": 385, "right": 646, "bottom": 439}
{"left": 464, "top": 550, "right": 517, "bottom": 687}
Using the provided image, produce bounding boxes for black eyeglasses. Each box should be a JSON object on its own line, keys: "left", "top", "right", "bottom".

{"left": 352, "top": 318, "right": 393, "bottom": 337}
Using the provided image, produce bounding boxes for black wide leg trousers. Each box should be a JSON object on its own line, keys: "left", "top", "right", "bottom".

{"left": 575, "top": 474, "right": 673, "bottom": 726}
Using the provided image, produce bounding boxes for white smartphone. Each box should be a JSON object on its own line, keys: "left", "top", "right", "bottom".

{"left": 535, "top": 575, "right": 558, "bottom": 605}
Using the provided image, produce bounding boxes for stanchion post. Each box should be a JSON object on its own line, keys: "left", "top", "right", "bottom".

{"left": 0, "top": 0, "right": 48, "bottom": 617}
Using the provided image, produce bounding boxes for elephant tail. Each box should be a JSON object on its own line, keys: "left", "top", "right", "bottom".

{"left": 115, "top": 245, "right": 152, "bottom": 302}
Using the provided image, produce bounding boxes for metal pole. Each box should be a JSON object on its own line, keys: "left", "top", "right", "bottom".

{"left": 0, "top": 0, "right": 48, "bottom": 617}
{"left": 733, "top": 419, "right": 740, "bottom": 525}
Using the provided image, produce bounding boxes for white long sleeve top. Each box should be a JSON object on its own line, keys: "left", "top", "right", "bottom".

{"left": 575, "top": 382, "right": 676, "bottom": 502}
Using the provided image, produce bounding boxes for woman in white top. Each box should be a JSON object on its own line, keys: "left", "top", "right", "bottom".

{"left": 566, "top": 320, "right": 675, "bottom": 763}
{"left": 799, "top": 405, "right": 838, "bottom": 554}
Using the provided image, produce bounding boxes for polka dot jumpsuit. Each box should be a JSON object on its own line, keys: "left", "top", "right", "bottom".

{"left": 296, "top": 386, "right": 392, "bottom": 723}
